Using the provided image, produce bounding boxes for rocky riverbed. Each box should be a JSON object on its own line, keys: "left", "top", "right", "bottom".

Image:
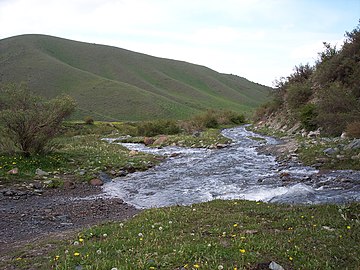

{"left": 0, "top": 182, "right": 139, "bottom": 263}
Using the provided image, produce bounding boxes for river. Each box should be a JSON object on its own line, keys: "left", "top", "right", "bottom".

{"left": 103, "top": 126, "right": 360, "bottom": 209}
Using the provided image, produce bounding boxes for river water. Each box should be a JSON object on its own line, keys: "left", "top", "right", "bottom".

{"left": 103, "top": 126, "right": 360, "bottom": 209}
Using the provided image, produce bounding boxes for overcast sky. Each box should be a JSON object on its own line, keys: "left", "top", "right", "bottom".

{"left": 1, "top": 0, "right": 359, "bottom": 86}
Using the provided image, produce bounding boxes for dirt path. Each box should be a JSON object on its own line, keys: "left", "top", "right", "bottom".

{"left": 0, "top": 183, "right": 140, "bottom": 263}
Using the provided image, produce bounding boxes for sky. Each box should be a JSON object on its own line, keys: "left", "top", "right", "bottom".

{"left": 0, "top": 0, "right": 359, "bottom": 86}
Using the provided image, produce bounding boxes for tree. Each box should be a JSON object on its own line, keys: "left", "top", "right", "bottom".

{"left": 0, "top": 83, "right": 76, "bottom": 156}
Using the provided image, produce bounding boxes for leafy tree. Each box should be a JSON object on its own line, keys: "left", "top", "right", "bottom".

{"left": 0, "top": 83, "right": 76, "bottom": 156}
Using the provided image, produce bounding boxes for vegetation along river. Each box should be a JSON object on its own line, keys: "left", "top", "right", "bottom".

{"left": 103, "top": 126, "right": 360, "bottom": 209}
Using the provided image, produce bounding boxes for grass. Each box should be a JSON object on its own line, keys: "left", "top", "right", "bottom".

{"left": 0, "top": 122, "right": 160, "bottom": 184}
{"left": 9, "top": 200, "right": 360, "bottom": 269}
{"left": 297, "top": 137, "right": 360, "bottom": 170}
{"left": 0, "top": 34, "right": 271, "bottom": 121}
{"left": 0, "top": 119, "right": 234, "bottom": 184}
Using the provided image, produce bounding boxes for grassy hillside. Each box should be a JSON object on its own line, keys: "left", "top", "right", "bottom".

{"left": 0, "top": 34, "right": 270, "bottom": 121}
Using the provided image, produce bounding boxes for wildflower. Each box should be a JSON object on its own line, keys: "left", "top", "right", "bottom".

{"left": 234, "top": 268, "right": 238, "bottom": 270}
{"left": 73, "top": 241, "right": 80, "bottom": 246}
{"left": 159, "top": 227, "right": 163, "bottom": 231}
{"left": 169, "top": 221, "right": 173, "bottom": 224}
{"left": 54, "top": 255, "right": 60, "bottom": 261}
{"left": 289, "top": 256, "right": 293, "bottom": 261}
{"left": 65, "top": 250, "right": 69, "bottom": 254}
{"left": 207, "top": 243, "right": 212, "bottom": 247}
{"left": 301, "top": 215, "right": 304, "bottom": 218}
{"left": 149, "top": 267, "right": 155, "bottom": 270}
{"left": 119, "top": 223, "right": 124, "bottom": 228}
{"left": 138, "top": 233, "right": 144, "bottom": 237}
{"left": 193, "top": 264, "right": 200, "bottom": 268}
{"left": 239, "top": 249, "right": 246, "bottom": 253}
{"left": 16, "top": 257, "right": 22, "bottom": 261}
{"left": 233, "top": 223, "right": 238, "bottom": 227}
{"left": 256, "top": 202, "right": 261, "bottom": 205}
{"left": 151, "top": 225, "right": 155, "bottom": 228}
{"left": 103, "top": 233, "right": 108, "bottom": 237}
{"left": 240, "top": 236, "right": 246, "bottom": 240}
{"left": 346, "top": 225, "right": 351, "bottom": 229}
{"left": 234, "top": 202, "right": 238, "bottom": 205}
{"left": 74, "top": 252, "right": 80, "bottom": 256}
{"left": 111, "top": 268, "right": 118, "bottom": 270}
{"left": 79, "top": 238, "right": 84, "bottom": 243}
{"left": 232, "top": 234, "right": 237, "bottom": 238}
{"left": 218, "top": 265, "right": 224, "bottom": 270}
{"left": 96, "top": 249, "right": 102, "bottom": 255}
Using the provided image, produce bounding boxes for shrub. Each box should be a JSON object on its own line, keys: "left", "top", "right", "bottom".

{"left": 136, "top": 120, "right": 181, "bottom": 137}
{"left": 0, "top": 83, "right": 76, "bottom": 156}
{"left": 316, "top": 84, "right": 358, "bottom": 136}
{"left": 298, "top": 104, "right": 318, "bottom": 131}
{"left": 84, "top": 116, "right": 94, "bottom": 125}
{"left": 346, "top": 121, "right": 360, "bottom": 138}
{"left": 286, "top": 82, "right": 313, "bottom": 110}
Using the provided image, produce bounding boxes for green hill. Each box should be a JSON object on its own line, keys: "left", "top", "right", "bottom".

{"left": 0, "top": 34, "right": 271, "bottom": 121}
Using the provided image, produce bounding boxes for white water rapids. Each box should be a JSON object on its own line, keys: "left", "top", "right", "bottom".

{"left": 103, "top": 126, "right": 360, "bottom": 209}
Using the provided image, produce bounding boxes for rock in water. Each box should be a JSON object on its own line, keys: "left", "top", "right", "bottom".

{"left": 153, "top": 135, "right": 168, "bottom": 145}
{"left": 99, "top": 172, "right": 112, "bottom": 183}
{"left": 144, "top": 137, "right": 155, "bottom": 146}
{"left": 269, "top": 261, "right": 285, "bottom": 270}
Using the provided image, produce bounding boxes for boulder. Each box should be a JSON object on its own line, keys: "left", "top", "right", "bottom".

{"left": 99, "top": 172, "right": 112, "bottom": 183}
{"left": 144, "top": 137, "right": 155, "bottom": 146}
{"left": 345, "top": 139, "right": 360, "bottom": 150}
{"left": 35, "top": 168, "right": 49, "bottom": 176}
{"left": 308, "top": 130, "right": 320, "bottom": 138}
{"left": 269, "top": 261, "right": 285, "bottom": 270}
{"left": 153, "top": 136, "right": 168, "bottom": 145}
{"left": 89, "top": 178, "right": 103, "bottom": 186}
{"left": 340, "top": 132, "right": 348, "bottom": 139}
{"left": 63, "top": 180, "right": 76, "bottom": 189}
{"left": 129, "top": 150, "right": 138, "bottom": 156}
{"left": 216, "top": 143, "right": 227, "bottom": 149}
{"left": 323, "top": 148, "right": 338, "bottom": 155}
{"left": 7, "top": 168, "right": 19, "bottom": 175}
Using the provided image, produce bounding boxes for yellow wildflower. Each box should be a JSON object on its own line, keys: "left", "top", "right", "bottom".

{"left": 239, "top": 249, "right": 246, "bottom": 253}
{"left": 346, "top": 225, "right": 351, "bottom": 229}
{"left": 74, "top": 252, "right": 80, "bottom": 256}
{"left": 193, "top": 264, "right": 200, "bottom": 268}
